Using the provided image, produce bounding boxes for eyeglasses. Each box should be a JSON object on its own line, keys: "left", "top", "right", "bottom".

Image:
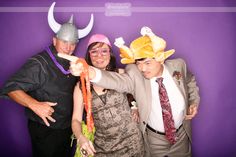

{"left": 89, "top": 48, "right": 110, "bottom": 57}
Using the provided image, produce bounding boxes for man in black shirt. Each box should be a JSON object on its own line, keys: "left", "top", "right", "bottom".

{"left": 0, "top": 2, "right": 93, "bottom": 157}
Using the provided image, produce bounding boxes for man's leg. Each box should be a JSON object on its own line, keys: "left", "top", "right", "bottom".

{"left": 167, "top": 126, "right": 191, "bottom": 157}
{"left": 28, "top": 120, "right": 72, "bottom": 157}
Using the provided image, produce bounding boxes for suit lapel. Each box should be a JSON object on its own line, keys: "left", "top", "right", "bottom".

{"left": 165, "top": 63, "right": 187, "bottom": 100}
{"left": 144, "top": 78, "right": 152, "bottom": 105}
{"left": 143, "top": 78, "right": 152, "bottom": 122}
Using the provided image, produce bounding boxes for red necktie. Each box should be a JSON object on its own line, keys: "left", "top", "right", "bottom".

{"left": 156, "top": 77, "right": 177, "bottom": 144}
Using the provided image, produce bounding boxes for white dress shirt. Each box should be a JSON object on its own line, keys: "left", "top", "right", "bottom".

{"left": 147, "top": 65, "right": 185, "bottom": 132}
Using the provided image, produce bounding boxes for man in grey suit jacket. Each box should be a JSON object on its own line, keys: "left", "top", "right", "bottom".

{"left": 60, "top": 27, "right": 200, "bottom": 157}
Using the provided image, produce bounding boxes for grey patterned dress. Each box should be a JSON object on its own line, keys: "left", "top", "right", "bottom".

{"left": 92, "top": 89, "right": 144, "bottom": 157}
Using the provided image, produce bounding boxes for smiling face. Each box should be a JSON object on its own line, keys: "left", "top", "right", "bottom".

{"left": 53, "top": 37, "right": 76, "bottom": 55}
{"left": 135, "top": 58, "right": 163, "bottom": 79}
{"left": 88, "top": 43, "right": 111, "bottom": 70}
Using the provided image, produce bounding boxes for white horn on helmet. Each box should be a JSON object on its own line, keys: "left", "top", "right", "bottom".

{"left": 48, "top": 2, "right": 94, "bottom": 43}
{"left": 78, "top": 14, "right": 94, "bottom": 39}
{"left": 48, "top": 2, "right": 61, "bottom": 33}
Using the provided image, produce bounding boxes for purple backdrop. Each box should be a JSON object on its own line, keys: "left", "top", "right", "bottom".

{"left": 1, "top": 0, "right": 236, "bottom": 157}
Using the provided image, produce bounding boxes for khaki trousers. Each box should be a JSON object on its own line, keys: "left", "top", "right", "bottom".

{"left": 145, "top": 126, "right": 191, "bottom": 157}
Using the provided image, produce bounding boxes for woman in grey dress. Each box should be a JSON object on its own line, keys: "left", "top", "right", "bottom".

{"left": 72, "top": 34, "right": 144, "bottom": 157}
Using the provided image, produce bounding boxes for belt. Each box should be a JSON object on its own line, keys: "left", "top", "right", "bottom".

{"left": 146, "top": 124, "right": 183, "bottom": 135}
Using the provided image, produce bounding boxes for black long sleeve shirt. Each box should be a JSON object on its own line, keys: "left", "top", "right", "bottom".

{"left": 0, "top": 45, "right": 77, "bottom": 129}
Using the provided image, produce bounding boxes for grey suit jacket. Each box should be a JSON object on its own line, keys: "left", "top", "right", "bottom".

{"left": 95, "top": 58, "right": 200, "bottom": 142}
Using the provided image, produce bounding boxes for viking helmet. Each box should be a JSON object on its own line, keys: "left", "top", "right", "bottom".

{"left": 48, "top": 2, "right": 94, "bottom": 43}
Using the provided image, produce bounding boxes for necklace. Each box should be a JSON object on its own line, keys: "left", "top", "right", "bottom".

{"left": 45, "top": 47, "right": 70, "bottom": 75}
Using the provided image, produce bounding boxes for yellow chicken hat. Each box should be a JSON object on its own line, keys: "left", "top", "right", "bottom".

{"left": 114, "top": 26, "right": 175, "bottom": 64}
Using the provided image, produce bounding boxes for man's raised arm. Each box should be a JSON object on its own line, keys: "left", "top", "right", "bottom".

{"left": 58, "top": 53, "right": 96, "bottom": 79}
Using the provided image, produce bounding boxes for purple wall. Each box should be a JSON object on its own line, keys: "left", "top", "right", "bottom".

{"left": 1, "top": 0, "right": 236, "bottom": 157}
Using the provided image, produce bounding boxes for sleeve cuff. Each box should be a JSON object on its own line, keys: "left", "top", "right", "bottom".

{"left": 90, "top": 67, "right": 102, "bottom": 83}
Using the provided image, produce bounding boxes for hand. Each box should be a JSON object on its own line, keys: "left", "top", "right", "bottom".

{"left": 78, "top": 135, "right": 96, "bottom": 156}
{"left": 131, "top": 108, "right": 140, "bottom": 123}
{"left": 58, "top": 53, "right": 84, "bottom": 76}
{"left": 185, "top": 104, "right": 198, "bottom": 120}
{"left": 29, "top": 101, "right": 57, "bottom": 126}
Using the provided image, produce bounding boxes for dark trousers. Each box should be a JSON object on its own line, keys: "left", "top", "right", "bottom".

{"left": 28, "top": 120, "right": 72, "bottom": 157}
